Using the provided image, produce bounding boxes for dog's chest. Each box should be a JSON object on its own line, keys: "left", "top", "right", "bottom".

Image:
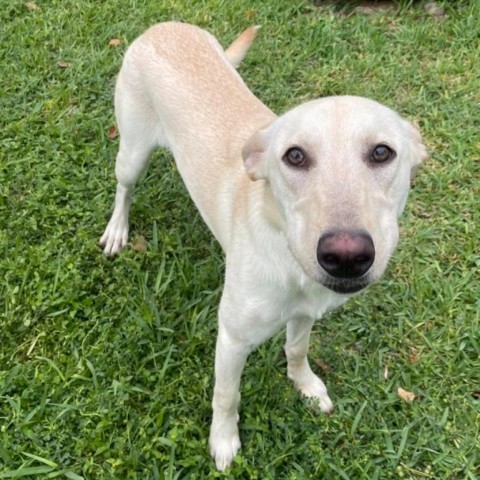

{"left": 276, "top": 277, "right": 348, "bottom": 322}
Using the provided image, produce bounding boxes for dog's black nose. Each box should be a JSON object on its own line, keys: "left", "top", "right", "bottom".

{"left": 317, "top": 231, "right": 375, "bottom": 279}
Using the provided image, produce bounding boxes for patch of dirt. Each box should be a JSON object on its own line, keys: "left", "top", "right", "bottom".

{"left": 314, "top": 1, "right": 447, "bottom": 17}
{"left": 314, "top": 0, "right": 398, "bottom": 14}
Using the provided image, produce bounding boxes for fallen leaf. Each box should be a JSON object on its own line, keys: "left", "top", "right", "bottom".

{"left": 313, "top": 358, "right": 333, "bottom": 372}
{"left": 397, "top": 387, "right": 416, "bottom": 403}
{"left": 383, "top": 365, "right": 389, "bottom": 380}
{"left": 108, "top": 125, "right": 118, "bottom": 139}
{"left": 132, "top": 235, "right": 147, "bottom": 253}
{"left": 471, "top": 391, "right": 480, "bottom": 400}
{"left": 409, "top": 347, "right": 419, "bottom": 364}
{"left": 109, "top": 38, "right": 121, "bottom": 47}
{"left": 25, "top": 1, "right": 39, "bottom": 9}
{"left": 57, "top": 61, "right": 71, "bottom": 68}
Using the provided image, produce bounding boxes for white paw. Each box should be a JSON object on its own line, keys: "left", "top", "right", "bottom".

{"left": 299, "top": 376, "right": 334, "bottom": 413}
{"left": 209, "top": 423, "right": 241, "bottom": 471}
{"left": 289, "top": 368, "right": 334, "bottom": 413}
{"left": 99, "top": 215, "right": 129, "bottom": 256}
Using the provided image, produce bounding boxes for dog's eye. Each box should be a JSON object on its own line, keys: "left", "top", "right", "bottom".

{"left": 284, "top": 147, "right": 307, "bottom": 167}
{"left": 371, "top": 144, "right": 395, "bottom": 163}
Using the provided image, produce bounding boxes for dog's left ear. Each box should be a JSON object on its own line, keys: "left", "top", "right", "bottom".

{"left": 242, "top": 123, "right": 273, "bottom": 181}
{"left": 404, "top": 120, "right": 428, "bottom": 181}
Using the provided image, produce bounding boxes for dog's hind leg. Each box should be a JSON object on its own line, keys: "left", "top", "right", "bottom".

{"left": 100, "top": 73, "right": 163, "bottom": 255}
{"left": 285, "top": 316, "right": 333, "bottom": 413}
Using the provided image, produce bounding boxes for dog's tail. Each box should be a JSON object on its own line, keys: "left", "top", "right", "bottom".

{"left": 224, "top": 25, "right": 260, "bottom": 68}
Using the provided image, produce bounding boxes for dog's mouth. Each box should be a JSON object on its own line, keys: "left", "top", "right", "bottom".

{"left": 320, "top": 277, "right": 370, "bottom": 294}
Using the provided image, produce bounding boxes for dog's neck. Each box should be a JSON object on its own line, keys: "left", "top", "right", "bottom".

{"left": 257, "top": 181, "right": 285, "bottom": 232}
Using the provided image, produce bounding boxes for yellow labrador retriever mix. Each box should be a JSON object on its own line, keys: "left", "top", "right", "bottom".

{"left": 100, "top": 22, "right": 426, "bottom": 470}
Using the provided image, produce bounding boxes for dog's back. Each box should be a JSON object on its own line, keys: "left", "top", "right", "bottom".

{"left": 103, "top": 22, "right": 274, "bottom": 253}
{"left": 119, "top": 22, "right": 269, "bottom": 149}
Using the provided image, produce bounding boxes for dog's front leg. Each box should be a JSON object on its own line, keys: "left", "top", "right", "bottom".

{"left": 285, "top": 316, "right": 333, "bottom": 413}
{"left": 209, "top": 323, "right": 251, "bottom": 471}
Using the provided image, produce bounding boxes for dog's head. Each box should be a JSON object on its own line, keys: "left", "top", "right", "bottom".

{"left": 243, "top": 96, "right": 427, "bottom": 294}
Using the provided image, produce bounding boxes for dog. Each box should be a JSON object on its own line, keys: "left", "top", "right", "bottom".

{"left": 100, "top": 22, "right": 427, "bottom": 470}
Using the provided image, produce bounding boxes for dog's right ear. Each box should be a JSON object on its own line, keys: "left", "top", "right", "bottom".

{"left": 242, "top": 124, "right": 272, "bottom": 181}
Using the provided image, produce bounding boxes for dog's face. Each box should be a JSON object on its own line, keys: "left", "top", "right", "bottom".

{"left": 243, "top": 96, "right": 427, "bottom": 294}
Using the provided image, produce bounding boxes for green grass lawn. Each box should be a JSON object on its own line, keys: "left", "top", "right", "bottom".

{"left": 1, "top": 0, "right": 479, "bottom": 478}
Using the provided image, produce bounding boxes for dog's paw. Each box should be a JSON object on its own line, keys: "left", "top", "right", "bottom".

{"left": 99, "top": 217, "right": 129, "bottom": 256}
{"left": 209, "top": 425, "right": 241, "bottom": 471}
{"left": 298, "top": 376, "right": 334, "bottom": 414}
{"left": 288, "top": 368, "right": 334, "bottom": 414}
{"left": 287, "top": 361, "right": 334, "bottom": 413}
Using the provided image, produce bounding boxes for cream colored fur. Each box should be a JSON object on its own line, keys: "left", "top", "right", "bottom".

{"left": 100, "top": 22, "right": 427, "bottom": 470}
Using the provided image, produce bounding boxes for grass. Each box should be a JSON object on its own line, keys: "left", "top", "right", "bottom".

{"left": 1, "top": 0, "right": 479, "bottom": 478}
